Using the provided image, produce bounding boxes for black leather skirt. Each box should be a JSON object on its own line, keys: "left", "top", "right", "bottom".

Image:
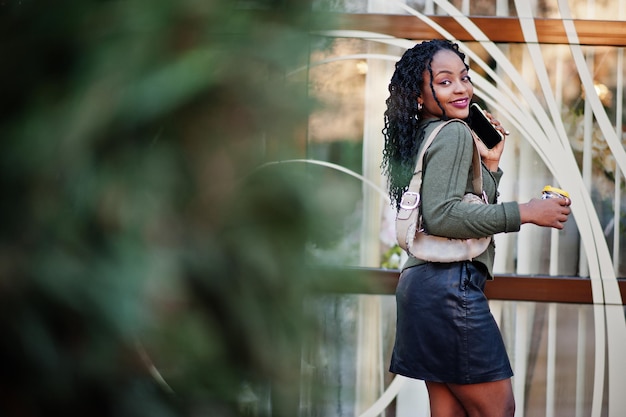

{"left": 389, "top": 261, "right": 513, "bottom": 384}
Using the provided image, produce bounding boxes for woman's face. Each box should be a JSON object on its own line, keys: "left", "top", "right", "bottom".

{"left": 418, "top": 49, "right": 473, "bottom": 120}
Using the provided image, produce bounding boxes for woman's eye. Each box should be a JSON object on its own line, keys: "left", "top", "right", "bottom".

{"left": 463, "top": 75, "right": 472, "bottom": 82}
{"left": 440, "top": 80, "right": 451, "bottom": 85}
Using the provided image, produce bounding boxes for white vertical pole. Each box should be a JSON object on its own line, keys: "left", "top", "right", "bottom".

{"left": 575, "top": 307, "right": 587, "bottom": 417}
{"left": 490, "top": 300, "right": 504, "bottom": 329}
{"left": 396, "top": 379, "right": 430, "bottom": 417}
{"left": 546, "top": 303, "right": 557, "bottom": 417}
{"left": 517, "top": 47, "right": 544, "bottom": 275}
{"left": 513, "top": 303, "right": 529, "bottom": 417}
{"left": 578, "top": 0, "right": 597, "bottom": 279}
{"left": 492, "top": 0, "right": 515, "bottom": 274}
{"left": 355, "top": 296, "right": 383, "bottom": 417}
{"left": 356, "top": 3, "right": 397, "bottom": 415}
{"left": 613, "top": 0, "right": 624, "bottom": 273}
{"left": 424, "top": 0, "right": 434, "bottom": 15}
{"left": 461, "top": 0, "right": 469, "bottom": 15}
{"left": 613, "top": 45, "right": 624, "bottom": 275}
{"left": 358, "top": 4, "right": 418, "bottom": 414}
{"left": 496, "top": 0, "right": 509, "bottom": 15}
{"left": 512, "top": 5, "right": 537, "bottom": 415}
{"left": 579, "top": 47, "right": 593, "bottom": 278}
{"left": 555, "top": 46, "right": 564, "bottom": 110}
{"left": 549, "top": 46, "right": 565, "bottom": 276}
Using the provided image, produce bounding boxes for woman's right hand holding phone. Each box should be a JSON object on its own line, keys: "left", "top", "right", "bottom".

{"left": 519, "top": 197, "right": 572, "bottom": 229}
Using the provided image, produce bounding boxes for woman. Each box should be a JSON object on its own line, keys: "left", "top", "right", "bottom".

{"left": 382, "top": 39, "right": 571, "bottom": 417}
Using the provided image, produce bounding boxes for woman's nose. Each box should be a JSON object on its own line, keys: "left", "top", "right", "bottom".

{"left": 454, "top": 80, "right": 469, "bottom": 92}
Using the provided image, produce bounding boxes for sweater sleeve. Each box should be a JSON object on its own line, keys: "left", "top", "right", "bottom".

{"left": 420, "top": 121, "right": 521, "bottom": 239}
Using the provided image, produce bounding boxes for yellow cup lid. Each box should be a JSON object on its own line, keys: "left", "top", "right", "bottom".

{"left": 542, "top": 185, "right": 570, "bottom": 198}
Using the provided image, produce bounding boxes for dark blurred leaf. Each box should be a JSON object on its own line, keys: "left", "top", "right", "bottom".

{"left": 0, "top": 1, "right": 344, "bottom": 416}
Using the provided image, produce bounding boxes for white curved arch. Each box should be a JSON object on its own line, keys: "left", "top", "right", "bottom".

{"left": 257, "top": 159, "right": 390, "bottom": 203}
{"left": 356, "top": 375, "right": 407, "bottom": 417}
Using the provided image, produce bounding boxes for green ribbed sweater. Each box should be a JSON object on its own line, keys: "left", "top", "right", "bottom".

{"left": 402, "top": 118, "right": 522, "bottom": 279}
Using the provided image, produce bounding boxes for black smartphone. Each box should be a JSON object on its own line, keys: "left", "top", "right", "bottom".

{"left": 469, "top": 103, "right": 504, "bottom": 149}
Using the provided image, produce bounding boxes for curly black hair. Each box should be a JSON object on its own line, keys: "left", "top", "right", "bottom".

{"left": 381, "top": 39, "right": 468, "bottom": 209}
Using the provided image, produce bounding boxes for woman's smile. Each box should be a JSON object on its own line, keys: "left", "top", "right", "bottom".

{"left": 449, "top": 97, "right": 470, "bottom": 109}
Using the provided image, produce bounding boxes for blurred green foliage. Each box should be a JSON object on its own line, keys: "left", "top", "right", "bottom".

{"left": 0, "top": 1, "right": 348, "bottom": 416}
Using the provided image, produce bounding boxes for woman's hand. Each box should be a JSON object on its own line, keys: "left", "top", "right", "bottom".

{"left": 473, "top": 111, "right": 510, "bottom": 171}
{"left": 519, "top": 197, "right": 572, "bottom": 229}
